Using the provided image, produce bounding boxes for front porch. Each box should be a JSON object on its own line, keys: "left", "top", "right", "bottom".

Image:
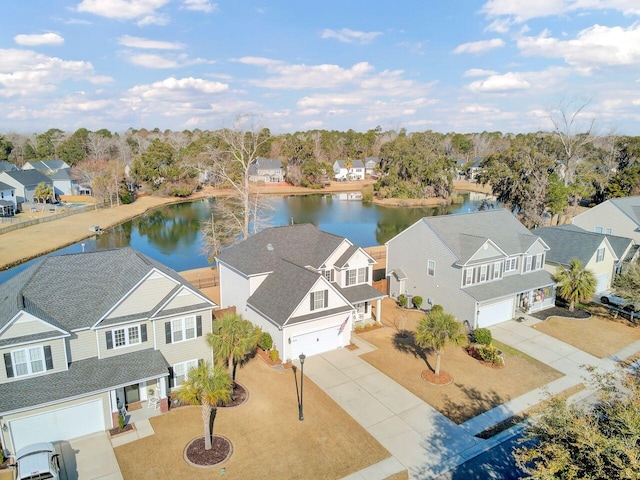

{"left": 518, "top": 285, "right": 556, "bottom": 314}
{"left": 110, "top": 378, "right": 168, "bottom": 428}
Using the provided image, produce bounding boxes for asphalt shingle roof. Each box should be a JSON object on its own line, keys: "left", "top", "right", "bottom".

{"left": 0, "top": 181, "right": 13, "bottom": 191}
{"left": 464, "top": 270, "right": 555, "bottom": 302}
{"left": 557, "top": 224, "right": 634, "bottom": 261}
{"left": 334, "top": 283, "right": 386, "bottom": 304}
{"left": 217, "top": 224, "right": 345, "bottom": 276}
{"left": 421, "top": 209, "right": 542, "bottom": 264}
{"left": 0, "top": 161, "right": 19, "bottom": 172}
{"left": 1, "top": 170, "right": 52, "bottom": 187}
{"left": 535, "top": 226, "right": 614, "bottom": 266}
{"left": 0, "top": 349, "right": 169, "bottom": 414}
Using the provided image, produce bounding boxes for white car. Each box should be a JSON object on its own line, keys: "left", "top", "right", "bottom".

{"left": 11, "top": 442, "right": 60, "bottom": 480}
{"left": 600, "top": 291, "right": 640, "bottom": 312}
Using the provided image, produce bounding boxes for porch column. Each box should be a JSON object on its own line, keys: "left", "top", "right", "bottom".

{"left": 376, "top": 298, "right": 382, "bottom": 323}
{"left": 159, "top": 377, "right": 169, "bottom": 413}
{"left": 109, "top": 390, "right": 119, "bottom": 427}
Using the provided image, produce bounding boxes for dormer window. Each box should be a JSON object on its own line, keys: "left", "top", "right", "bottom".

{"left": 346, "top": 267, "right": 368, "bottom": 286}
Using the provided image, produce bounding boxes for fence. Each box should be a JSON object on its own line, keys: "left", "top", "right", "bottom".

{"left": 0, "top": 203, "right": 106, "bottom": 234}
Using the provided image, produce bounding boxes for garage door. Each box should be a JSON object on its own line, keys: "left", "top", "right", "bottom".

{"left": 10, "top": 399, "right": 105, "bottom": 451}
{"left": 478, "top": 298, "right": 515, "bottom": 328}
{"left": 291, "top": 325, "right": 343, "bottom": 358}
{"left": 594, "top": 273, "right": 609, "bottom": 293}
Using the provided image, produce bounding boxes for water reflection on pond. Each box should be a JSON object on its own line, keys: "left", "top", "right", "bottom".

{"left": 0, "top": 192, "right": 496, "bottom": 282}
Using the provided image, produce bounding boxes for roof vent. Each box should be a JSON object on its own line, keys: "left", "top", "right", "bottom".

{"left": 266, "top": 243, "right": 274, "bottom": 251}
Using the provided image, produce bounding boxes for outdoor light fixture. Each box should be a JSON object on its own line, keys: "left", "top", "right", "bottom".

{"left": 299, "top": 353, "right": 306, "bottom": 421}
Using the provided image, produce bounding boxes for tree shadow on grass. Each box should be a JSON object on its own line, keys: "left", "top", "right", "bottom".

{"left": 392, "top": 330, "right": 436, "bottom": 373}
{"left": 442, "top": 383, "right": 506, "bottom": 424}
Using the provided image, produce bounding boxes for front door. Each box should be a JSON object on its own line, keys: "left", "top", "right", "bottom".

{"left": 124, "top": 384, "right": 140, "bottom": 404}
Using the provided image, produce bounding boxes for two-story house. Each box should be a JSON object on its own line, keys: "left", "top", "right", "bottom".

{"left": 572, "top": 196, "right": 640, "bottom": 245}
{"left": 0, "top": 248, "right": 216, "bottom": 453}
{"left": 386, "top": 209, "right": 555, "bottom": 329}
{"left": 0, "top": 170, "right": 54, "bottom": 209}
{"left": 216, "top": 224, "right": 386, "bottom": 361}
{"left": 247, "top": 157, "right": 285, "bottom": 183}
{"left": 333, "top": 160, "right": 365, "bottom": 181}
{"left": 0, "top": 181, "right": 16, "bottom": 216}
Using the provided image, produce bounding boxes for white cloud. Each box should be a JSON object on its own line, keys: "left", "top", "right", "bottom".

{"left": 182, "top": 0, "right": 218, "bottom": 13}
{"left": 0, "top": 49, "right": 109, "bottom": 97}
{"left": 480, "top": 0, "right": 640, "bottom": 23}
{"left": 303, "top": 120, "right": 324, "bottom": 128}
{"left": 467, "top": 72, "right": 531, "bottom": 93}
{"left": 76, "top": 0, "right": 170, "bottom": 25}
{"left": 320, "top": 28, "right": 382, "bottom": 45}
{"left": 233, "top": 56, "right": 284, "bottom": 67}
{"left": 126, "top": 53, "right": 209, "bottom": 68}
{"left": 461, "top": 104, "right": 500, "bottom": 113}
{"left": 118, "top": 35, "right": 183, "bottom": 50}
{"left": 250, "top": 62, "right": 376, "bottom": 90}
{"left": 14, "top": 33, "right": 64, "bottom": 46}
{"left": 463, "top": 68, "right": 498, "bottom": 77}
{"left": 453, "top": 38, "right": 505, "bottom": 54}
{"left": 518, "top": 24, "right": 640, "bottom": 71}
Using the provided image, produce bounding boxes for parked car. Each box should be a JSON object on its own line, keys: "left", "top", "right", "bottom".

{"left": 11, "top": 442, "right": 60, "bottom": 480}
{"left": 600, "top": 291, "right": 640, "bottom": 312}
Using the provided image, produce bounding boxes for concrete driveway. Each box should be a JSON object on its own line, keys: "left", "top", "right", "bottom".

{"left": 55, "top": 432, "right": 123, "bottom": 480}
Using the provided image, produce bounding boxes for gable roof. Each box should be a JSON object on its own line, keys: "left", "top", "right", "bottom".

{"left": 217, "top": 224, "right": 346, "bottom": 276}
{"left": 0, "top": 248, "right": 214, "bottom": 333}
{"left": 26, "top": 159, "right": 69, "bottom": 173}
{"left": 255, "top": 157, "right": 282, "bottom": 170}
{"left": 420, "top": 209, "right": 543, "bottom": 264}
{"left": 535, "top": 226, "right": 616, "bottom": 266}
{"left": 0, "top": 181, "right": 13, "bottom": 191}
{"left": 335, "top": 159, "right": 365, "bottom": 169}
{"left": 554, "top": 224, "right": 633, "bottom": 261}
{"left": 50, "top": 168, "right": 75, "bottom": 181}
{"left": 575, "top": 196, "right": 640, "bottom": 227}
{"left": 1, "top": 169, "right": 52, "bottom": 187}
{"left": 0, "top": 161, "right": 19, "bottom": 172}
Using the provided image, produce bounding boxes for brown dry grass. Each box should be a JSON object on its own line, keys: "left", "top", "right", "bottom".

{"left": 533, "top": 314, "right": 640, "bottom": 358}
{"left": 114, "top": 358, "right": 392, "bottom": 480}
{"left": 362, "top": 299, "right": 563, "bottom": 424}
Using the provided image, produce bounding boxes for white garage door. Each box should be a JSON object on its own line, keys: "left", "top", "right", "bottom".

{"left": 478, "top": 298, "right": 515, "bottom": 328}
{"left": 594, "top": 273, "right": 609, "bottom": 293}
{"left": 291, "top": 325, "right": 343, "bottom": 358}
{"left": 10, "top": 399, "right": 105, "bottom": 451}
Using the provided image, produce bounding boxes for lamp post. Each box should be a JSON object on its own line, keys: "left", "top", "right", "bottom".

{"left": 299, "top": 353, "right": 306, "bottom": 421}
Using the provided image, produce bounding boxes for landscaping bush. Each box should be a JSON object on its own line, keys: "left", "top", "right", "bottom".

{"left": 476, "top": 344, "right": 504, "bottom": 366}
{"left": 412, "top": 296, "right": 423, "bottom": 309}
{"left": 259, "top": 332, "right": 273, "bottom": 350}
{"left": 269, "top": 349, "right": 280, "bottom": 362}
{"left": 430, "top": 304, "right": 444, "bottom": 314}
{"left": 398, "top": 294, "right": 407, "bottom": 308}
{"left": 118, "top": 413, "right": 125, "bottom": 431}
{"left": 473, "top": 328, "right": 492, "bottom": 346}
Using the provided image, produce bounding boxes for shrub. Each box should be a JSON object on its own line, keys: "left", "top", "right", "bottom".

{"left": 412, "top": 296, "right": 423, "bottom": 309}
{"left": 473, "top": 328, "right": 492, "bottom": 346}
{"left": 430, "top": 304, "right": 444, "bottom": 314}
{"left": 476, "top": 344, "right": 504, "bottom": 366}
{"left": 118, "top": 413, "right": 125, "bottom": 430}
{"left": 361, "top": 184, "right": 374, "bottom": 203}
{"left": 269, "top": 349, "right": 279, "bottom": 362}
{"left": 259, "top": 332, "right": 273, "bottom": 350}
{"left": 398, "top": 294, "right": 407, "bottom": 308}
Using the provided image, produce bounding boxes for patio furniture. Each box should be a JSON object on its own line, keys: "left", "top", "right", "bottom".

{"left": 147, "top": 396, "right": 160, "bottom": 410}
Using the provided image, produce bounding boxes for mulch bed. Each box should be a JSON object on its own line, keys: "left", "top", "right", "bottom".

{"left": 421, "top": 369, "right": 453, "bottom": 386}
{"left": 256, "top": 348, "right": 282, "bottom": 366}
{"left": 465, "top": 346, "right": 506, "bottom": 369}
{"left": 109, "top": 423, "right": 135, "bottom": 436}
{"left": 530, "top": 305, "right": 591, "bottom": 320}
{"left": 219, "top": 383, "right": 248, "bottom": 408}
{"left": 346, "top": 343, "right": 359, "bottom": 351}
{"left": 184, "top": 435, "right": 232, "bottom": 468}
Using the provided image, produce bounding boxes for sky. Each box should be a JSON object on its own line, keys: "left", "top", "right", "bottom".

{"left": 1, "top": 0, "right": 639, "bottom": 135}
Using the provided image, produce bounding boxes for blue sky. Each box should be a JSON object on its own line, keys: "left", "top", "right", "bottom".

{"left": 1, "top": 0, "right": 639, "bottom": 135}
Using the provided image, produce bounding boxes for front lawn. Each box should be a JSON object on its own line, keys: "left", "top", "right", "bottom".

{"left": 114, "top": 359, "right": 393, "bottom": 479}
{"left": 362, "top": 299, "right": 563, "bottom": 424}
{"left": 533, "top": 314, "right": 640, "bottom": 358}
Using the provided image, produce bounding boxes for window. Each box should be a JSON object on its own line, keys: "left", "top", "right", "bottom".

{"left": 605, "top": 228, "right": 612, "bottom": 235}
{"left": 594, "top": 226, "right": 603, "bottom": 234}
{"left": 504, "top": 257, "right": 518, "bottom": 272}
{"left": 427, "top": 260, "right": 435, "bottom": 277}
{"left": 173, "top": 359, "right": 198, "bottom": 385}
{"left": 324, "top": 269, "right": 334, "bottom": 282}
{"left": 346, "top": 267, "right": 367, "bottom": 286}
{"left": 111, "top": 325, "right": 142, "bottom": 348}
{"left": 524, "top": 255, "right": 533, "bottom": 273}
{"left": 464, "top": 268, "right": 473, "bottom": 286}
{"left": 534, "top": 253, "right": 543, "bottom": 270}
{"left": 493, "top": 262, "right": 502, "bottom": 280}
{"left": 479, "top": 265, "right": 488, "bottom": 282}
{"left": 596, "top": 247, "right": 605, "bottom": 262}
{"left": 310, "top": 290, "right": 328, "bottom": 310}
{"left": 5, "top": 346, "right": 53, "bottom": 378}
{"left": 171, "top": 317, "right": 195, "bottom": 343}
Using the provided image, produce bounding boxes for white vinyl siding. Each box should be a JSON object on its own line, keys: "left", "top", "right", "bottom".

{"left": 171, "top": 316, "right": 196, "bottom": 343}
{"left": 505, "top": 257, "right": 518, "bottom": 272}
{"left": 427, "top": 260, "right": 435, "bottom": 277}
{"left": 462, "top": 262, "right": 503, "bottom": 287}
{"left": 173, "top": 359, "right": 198, "bottom": 385}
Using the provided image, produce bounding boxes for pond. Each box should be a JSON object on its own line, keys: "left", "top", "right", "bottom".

{"left": 0, "top": 192, "right": 497, "bottom": 282}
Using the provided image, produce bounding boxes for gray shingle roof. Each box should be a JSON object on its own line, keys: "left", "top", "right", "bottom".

{"left": 333, "top": 283, "right": 386, "bottom": 304}
{"left": 334, "top": 245, "right": 360, "bottom": 269}
{"left": 557, "top": 224, "right": 635, "bottom": 261}
{"left": 50, "top": 168, "right": 74, "bottom": 181}
{"left": 0, "top": 248, "right": 214, "bottom": 334}
{"left": 287, "top": 305, "right": 353, "bottom": 326}
{"left": 26, "top": 160, "right": 69, "bottom": 173}
{"left": 217, "top": 224, "right": 345, "bottom": 276}
{"left": 0, "top": 349, "right": 169, "bottom": 414}
{"left": 464, "top": 270, "right": 554, "bottom": 302}
{"left": 0, "top": 161, "right": 19, "bottom": 172}
{"left": 421, "top": 209, "right": 542, "bottom": 263}
{"left": 1, "top": 170, "right": 52, "bottom": 187}
{"left": 247, "top": 260, "right": 322, "bottom": 327}
{"left": 0, "top": 331, "right": 68, "bottom": 348}
{"left": 535, "top": 226, "right": 613, "bottom": 266}
{"left": 0, "top": 181, "right": 13, "bottom": 191}
{"left": 255, "top": 157, "right": 283, "bottom": 170}
{"left": 335, "top": 159, "right": 365, "bottom": 169}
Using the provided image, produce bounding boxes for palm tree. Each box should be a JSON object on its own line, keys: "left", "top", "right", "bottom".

{"left": 415, "top": 309, "right": 467, "bottom": 376}
{"left": 33, "top": 182, "right": 53, "bottom": 204}
{"left": 208, "top": 313, "right": 260, "bottom": 381}
{"left": 173, "top": 362, "right": 232, "bottom": 450}
{"left": 553, "top": 258, "right": 596, "bottom": 311}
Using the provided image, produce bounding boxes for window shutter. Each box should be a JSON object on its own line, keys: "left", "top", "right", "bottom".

{"left": 105, "top": 331, "right": 113, "bottom": 350}
{"left": 44, "top": 346, "right": 53, "bottom": 370}
{"left": 4, "top": 353, "right": 13, "bottom": 378}
{"left": 196, "top": 316, "right": 202, "bottom": 337}
{"left": 141, "top": 324, "right": 147, "bottom": 343}
{"left": 324, "top": 290, "right": 328, "bottom": 308}
{"left": 165, "top": 322, "right": 172, "bottom": 344}
{"left": 167, "top": 367, "right": 174, "bottom": 389}
{"left": 365, "top": 268, "right": 369, "bottom": 282}
{"left": 310, "top": 293, "right": 314, "bottom": 311}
